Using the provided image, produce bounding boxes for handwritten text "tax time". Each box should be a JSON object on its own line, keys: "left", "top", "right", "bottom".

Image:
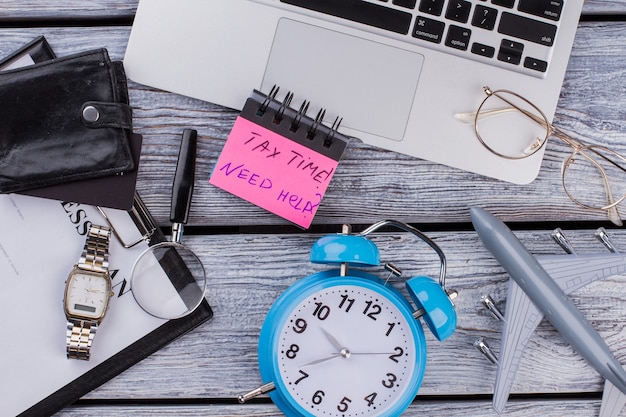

{"left": 215, "top": 131, "right": 336, "bottom": 214}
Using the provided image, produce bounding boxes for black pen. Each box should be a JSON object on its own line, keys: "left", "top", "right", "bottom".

{"left": 170, "top": 129, "right": 198, "bottom": 243}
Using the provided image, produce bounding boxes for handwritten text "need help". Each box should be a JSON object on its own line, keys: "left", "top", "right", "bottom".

{"left": 215, "top": 131, "right": 335, "bottom": 214}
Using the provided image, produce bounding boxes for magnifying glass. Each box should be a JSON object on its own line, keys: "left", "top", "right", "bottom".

{"left": 131, "top": 129, "right": 207, "bottom": 319}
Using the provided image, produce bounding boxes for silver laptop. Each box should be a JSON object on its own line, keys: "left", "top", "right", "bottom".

{"left": 124, "top": 0, "right": 583, "bottom": 184}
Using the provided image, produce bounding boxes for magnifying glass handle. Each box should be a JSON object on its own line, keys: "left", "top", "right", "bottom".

{"left": 170, "top": 129, "right": 198, "bottom": 242}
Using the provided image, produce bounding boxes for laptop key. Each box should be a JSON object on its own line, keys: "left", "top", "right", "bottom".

{"left": 472, "top": 5, "right": 498, "bottom": 30}
{"left": 524, "top": 56, "right": 548, "bottom": 72}
{"left": 412, "top": 15, "right": 445, "bottom": 43}
{"left": 393, "top": 0, "right": 418, "bottom": 9}
{"left": 518, "top": 0, "right": 563, "bottom": 21}
{"left": 471, "top": 42, "right": 495, "bottom": 58}
{"left": 445, "top": 25, "right": 471, "bottom": 51}
{"left": 280, "top": 0, "right": 413, "bottom": 35}
{"left": 491, "top": 0, "right": 514, "bottom": 8}
{"left": 498, "top": 12, "right": 557, "bottom": 47}
{"left": 419, "top": 0, "right": 445, "bottom": 16}
{"left": 445, "top": 0, "right": 472, "bottom": 23}
{"left": 498, "top": 39, "right": 524, "bottom": 65}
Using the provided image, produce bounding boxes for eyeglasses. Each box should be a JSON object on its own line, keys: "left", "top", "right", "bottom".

{"left": 455, "top": 86, "right": 626, "bottom": 226}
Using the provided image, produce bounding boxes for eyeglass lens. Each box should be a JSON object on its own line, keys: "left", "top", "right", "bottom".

{"left": 475, "top": 90, "right": 548, "bottom": 159}
{"left": 562, "top": 145, "right": 626, "bottom": 211}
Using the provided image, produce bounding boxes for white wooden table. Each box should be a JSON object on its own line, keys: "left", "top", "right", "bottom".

{"left": 2, "top": 1, "right": 626, "bottom": 416}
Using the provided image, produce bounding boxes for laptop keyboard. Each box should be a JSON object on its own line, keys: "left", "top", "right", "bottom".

{"left": 276, "top": 0, "right": 565, "bottom": 78}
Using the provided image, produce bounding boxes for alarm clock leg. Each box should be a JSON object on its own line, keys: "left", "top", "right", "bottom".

{"left": 238, "top": 382, "right": 275, "bottom": 403}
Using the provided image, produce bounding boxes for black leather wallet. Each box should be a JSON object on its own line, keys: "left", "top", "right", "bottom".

{"left": 0, "top": 48, "right": 134, "bottom": 193}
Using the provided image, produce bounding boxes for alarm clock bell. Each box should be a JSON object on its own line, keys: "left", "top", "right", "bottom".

{"left": 310, "top": 222, "right": 457, "bottom": 341}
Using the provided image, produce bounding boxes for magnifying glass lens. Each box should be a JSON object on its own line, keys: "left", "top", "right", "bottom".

{"left": 131, "top": 242, "right": 206, "bottom": 319}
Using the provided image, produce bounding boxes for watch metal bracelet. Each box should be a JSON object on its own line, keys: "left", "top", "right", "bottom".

{"left": 66, "top": 319, "right": 98, "bottom": 360}
{"left": 66, "top": 224, "right": 111, "bottom": 360}
{"left": 78, "top": 224, "right": 111, "bottom": 273}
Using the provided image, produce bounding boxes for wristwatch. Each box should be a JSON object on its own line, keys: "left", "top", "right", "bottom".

{"left": 63, "top": 224, "right": 113, "bottom": 360}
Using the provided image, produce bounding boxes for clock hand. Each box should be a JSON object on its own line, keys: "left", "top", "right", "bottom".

{"left": 321, "top": 327, "right": 345, "bottom": 351}
{"left": 301, "top": 353, "right": 342, "bottom": 367}
{"left": 301, "top": 347, "right": 353, "bottom": 367}
{"left": 320, "top": 328, "right": 395, "bottom": 357}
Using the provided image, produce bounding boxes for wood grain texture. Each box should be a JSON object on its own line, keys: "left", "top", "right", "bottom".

{"left": 53, "top": 399, "right": 613, "bottom": 417}
{"left": 0, "top": 1, "right": 623, "bottom": 19}
{"left": 64, "top": 230, "right": 626, "bottom": 408}
{"left": 126, "top": 19, "right": 626, "bottom": 227}
{"left": 41, "top": 227, "right": 626, "bottom": 417}
{"left": 2, "top": 2, "right": 626, "bottom": 417}
{"left": 5, "top": 22, "right": 625, "bottom": 227}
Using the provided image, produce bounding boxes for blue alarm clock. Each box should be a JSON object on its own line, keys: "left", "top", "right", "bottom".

{"left": 239, "top": 221, "right": 457, "bottom": 417}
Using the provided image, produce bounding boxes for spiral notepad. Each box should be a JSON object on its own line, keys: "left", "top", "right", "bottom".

{"left": 209, "top": 86, "right": 349, "bottom": 228}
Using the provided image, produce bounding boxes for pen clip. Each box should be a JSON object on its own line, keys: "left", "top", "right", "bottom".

{"left": 170, "top": 129, "right": 198, "bottom": 242}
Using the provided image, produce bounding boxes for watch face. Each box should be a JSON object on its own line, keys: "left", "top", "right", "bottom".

{"left": 265, "top": 275, "right": 425, "bottom": 417}
{"left": 64, "top": 270, "right": 110, "bottom": 320}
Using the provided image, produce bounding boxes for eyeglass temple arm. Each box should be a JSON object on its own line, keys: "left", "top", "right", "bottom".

{"left": 606, "top": 200, "right": 623, "bottom": 227}
{"left": 586, "top": 145, "right": 626, "bottom": 175}
{"left": 454, "top": 108, "right": 512, "bottom": 123}
{"left": 454, "top": 107, "right": 550, "bottom": 129}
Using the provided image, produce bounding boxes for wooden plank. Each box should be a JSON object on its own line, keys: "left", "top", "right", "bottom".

{"left": 53, "top": 398, "right": 610, "bottom": 417}
{"left": 1, "top": 22, "right": 625, "bottom": 228}
{"left": 583, "top": 1, "right": 626, "bottom": 14}
{"left": 0, "top": 1, "right": 624, "bottom": 20}
{"left": 0, "top": 1, "right": 136, "bottom": 20}
{"left": 68, "top": 228, "right": 626, "bottom": 404}
{"left": 130, "top": 20, "right": 626, "bottom": 226}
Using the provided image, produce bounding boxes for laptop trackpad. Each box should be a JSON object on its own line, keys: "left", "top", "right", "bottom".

{"left": 261, "top": 18, "right": 424, "bottom": 141}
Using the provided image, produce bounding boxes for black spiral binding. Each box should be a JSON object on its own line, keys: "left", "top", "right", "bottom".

{"left": 240, "top": 85, "right": 349, "bottom": 162}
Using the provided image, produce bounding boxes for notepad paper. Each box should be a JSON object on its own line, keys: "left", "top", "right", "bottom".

{"left": 209, "top": 89, "right": 349, "bottom": 228}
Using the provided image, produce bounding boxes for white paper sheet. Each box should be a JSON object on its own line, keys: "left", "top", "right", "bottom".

{"left": 0, "top": 194, "right": 167, "bottom": 416}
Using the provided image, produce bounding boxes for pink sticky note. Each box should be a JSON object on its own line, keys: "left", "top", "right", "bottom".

{"left": 209, "top": 116, "right": 339, "bottom": 228}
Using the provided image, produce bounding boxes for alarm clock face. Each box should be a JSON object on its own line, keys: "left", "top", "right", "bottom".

{"left": 260, "top": 272, "right": 426, "bottom": 417}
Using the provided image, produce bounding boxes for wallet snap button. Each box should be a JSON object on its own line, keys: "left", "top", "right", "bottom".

{"left": 82, "top": 105, "right": 100, "bottom": 123}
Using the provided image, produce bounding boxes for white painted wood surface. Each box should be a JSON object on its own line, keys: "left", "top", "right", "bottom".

{"left": 0, "top": 1, "right": 621, "bottom": 18}
{"left": 1, "top": 1, "right": 626, "bottom": 416}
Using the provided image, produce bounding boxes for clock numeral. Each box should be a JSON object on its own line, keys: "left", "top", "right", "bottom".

{"left": 386, "top": 322, "right": 396, "bottom": 336}
{"left": 363, "top": 300, "right": 382, "bottom": 320}
{"left": 312, "top": 390, "right": 325, "bottom": 405}
{"left": 294, "top": 369, "right": 309, "bottom": 385}
{"left": 389, "top": 346, "right": 404, "bottom": 363}
{"left": 364, "top": 392, "right": 378, "bottom": 407}
{"left": 337, "top": 396, "right": 352, "bottom": 412}
{"left": 382, "top": 373, "right": 397, "bottom": 389}
{"left": 338, "top": 294, "right": 355, "bottom": 312}
{"left": 292, "top": 318, "right": 308, "bottom": 334}
{"left": 285, "top": 344, "right": 300, "bottom": 359}
{"left": 313, "top": 302, "right": 331, "bottom": 320}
